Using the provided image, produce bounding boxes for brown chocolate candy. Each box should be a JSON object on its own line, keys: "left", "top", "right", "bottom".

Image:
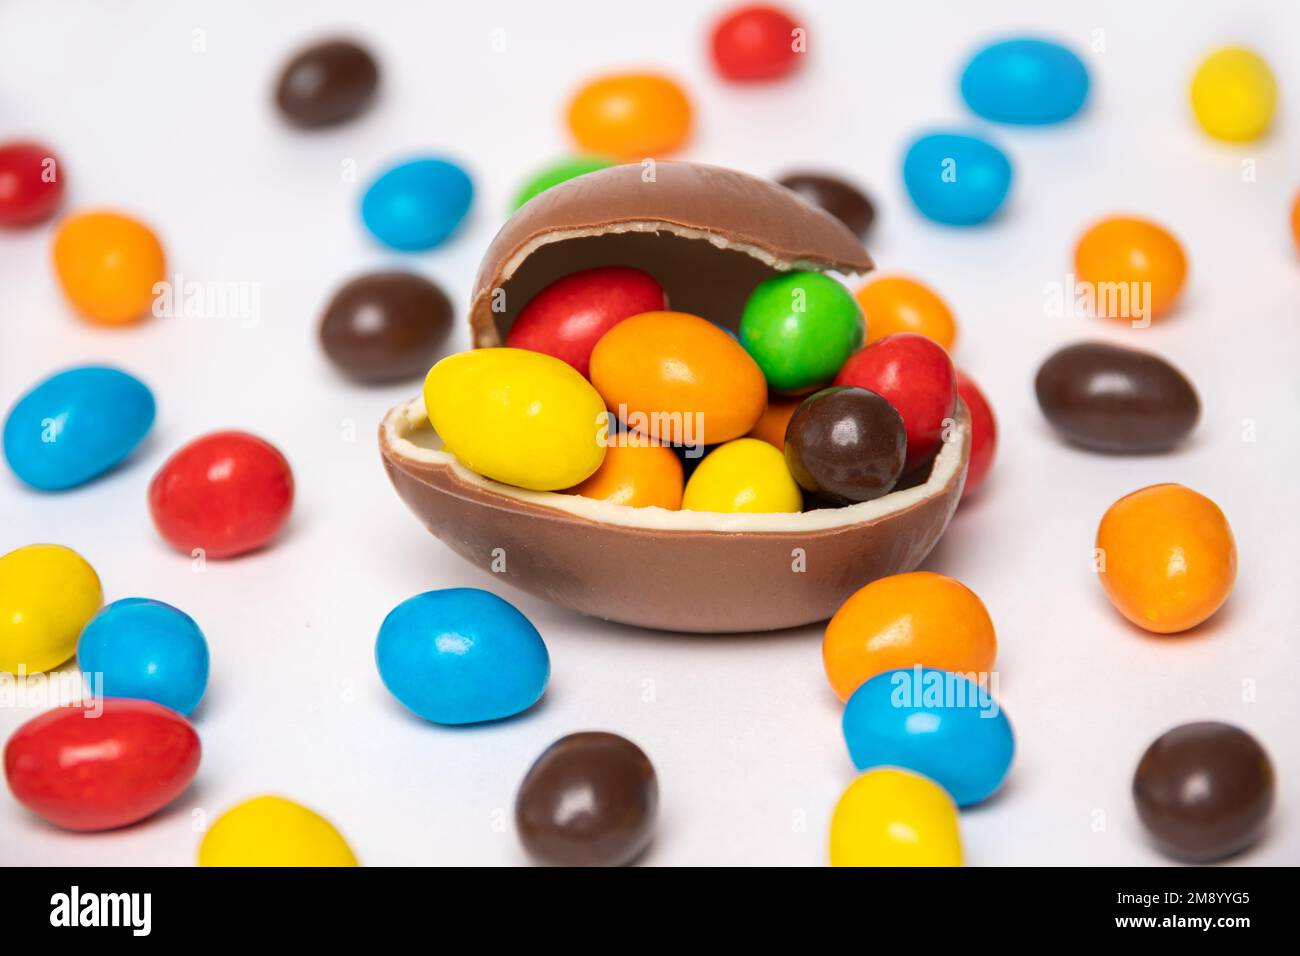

{"left": 275, "top": 39, "right": 379, "bottom": 128}
{"left": 515, "top": 732, "right": 658, "bottom": 867}
{"left": 1035, "top": 342, "right": 1200, "bottom": 453}
{"left": 785, "top": 387, "right": 906, "bottom": 504}
{"left": 1133, "top": 722, "right": 1274, "bottom": 862}
{"left": 320, "top": 272, "right": 452, "bottom": 383}
{"left": 776, "top": 172, "right": 875, "bottom": 239}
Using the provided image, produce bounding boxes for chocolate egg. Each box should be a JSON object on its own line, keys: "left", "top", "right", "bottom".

{"left": 1035, "top": 342, "right": 1200, "bottom": 452}
{"left": 319, "top": 272, "right": 452, "bottom": 383}
{"left": 380, "top": 162, "right": 971, "bottom": 633}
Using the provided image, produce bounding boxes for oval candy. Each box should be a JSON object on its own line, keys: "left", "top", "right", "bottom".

{"left": 0, "top": 544, "right": 102, "bottom": 675}
{"left": 682, "top": 438, "right": 801, "bottom": 513}
{"left": 829, "top": 767, "right": 963, "bottom": 867}
{"left": 902, "top": 132, "right": 1012, "bottom": 226}
{"left": 960, "top": 37, "right": 1089, "bottom": 125}
{"left": 784, "top": 386, "right": 906, "bottom": 504}
{"left": 777, "top": 172, "right": 874, "bottom": 239}
{"left": 274, "top": 38, "right": 379, "bottom": 128}
{"left": 199, "top": 795, "right": 358, "bottom": 867}
{"left": 361, "top": 157, "right": 473, "bottom": 251}
{"left": 319, "top": 271, "right": 453, "bottom": 383}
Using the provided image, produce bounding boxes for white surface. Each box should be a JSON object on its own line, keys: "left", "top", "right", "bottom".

{"left": 1, "top": 0, "right": 1297, "bottom": 866}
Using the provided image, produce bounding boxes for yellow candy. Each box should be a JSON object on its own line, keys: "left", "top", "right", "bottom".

{"left": 198, "top": 795, "right": 358, "bottom": 867}
{"left": 424, "top": 348, "right": 607, "bottom": 491}
{"left": 829, "top": 768, "right": 963, "bottom": 867}
{"left": 1190, "top": 47, "right": 1277, "bottom": 142}
{"left": 681, "top": 438, "right": 801, "bottom": 513}
{"left": 0, "top": 544, "right": 102, "bottom": 674}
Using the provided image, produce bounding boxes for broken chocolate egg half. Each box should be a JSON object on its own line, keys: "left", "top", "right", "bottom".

{"left": 380, "top": 162, "right": 971, "bottom": 633}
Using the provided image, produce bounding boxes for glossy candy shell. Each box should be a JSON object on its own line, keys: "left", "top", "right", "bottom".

{"left": 960, "top": 38, "right": 1089, "bottom": 125}
{"left": 199, "top": 795, "right": 358, "bottom": 866}
{"left": 361, "top": 158, "right": 473, "bottom": 251}
{"left": 902, "top": 132, "right": 1012, "bottom": 226}
{"left": 78, "top": 598, "right": 209, "bottom": 715}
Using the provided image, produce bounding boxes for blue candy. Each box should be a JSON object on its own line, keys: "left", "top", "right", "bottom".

{"left": 361, "top": 157, "right": 474, "bottom": 251}
{"left": 961, "top": 38, "right": 1090, "bottom": 125}
{"left": 842, "top": 666, "right": 1014, "bottom": 806}
{"left": 3, "top": 365, "right": 155, "bottom": 491}
{"left": 78, "top": 598, "right": 210, "bottom": 715}
{"left": 902, "top": 132, "right": 1013, "bottom": 226}
{"left": 376, "top": 588, "right": 549, "bottom": 725}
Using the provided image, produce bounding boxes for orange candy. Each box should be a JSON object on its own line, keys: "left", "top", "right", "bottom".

{"left": 747, "top": 396, "right": 801, "bottom": 450}
{"left": 566, "top": 441, "right": 684, "bottom": 510}
{"left": 52, "top": 210, "right": 165, "bottom": 325}
{"left": 1291, "top": 189, "right": 1300, "bottom": 253}
{"left": 567, "top": 73, "right": 692, "bottom": 158}
{"left": 1074, "top": 216, "right": 1187, "bottom": 322}
{"left": 823, "top": 572, "right": 997, "bottom": 701}
{"left": 1096, "top": 483, "right": 1236, "bottom": 634}
{"left": 856, "top": 276, "right": 957, "bottom": 350}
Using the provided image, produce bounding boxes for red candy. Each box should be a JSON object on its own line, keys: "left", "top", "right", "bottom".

{"left": 956, "top": 370, "right": 997, "bottom": 499}
{"left": 149, "top": 430, "right": 294, "bottom": 559}
{"left": 834, "top": 333, "right": 957, "bottom": 472}
{"left": 0, "top": 141, "right": 65, "bottom": 227}
{"left": 505, "top": 266, "right": 666, "bottom": 377}
{"left": 710, "top": 5, "right": 804, "bottom": 82}
{"left": 4, "top": 698, "right": 200, "bottom": 831}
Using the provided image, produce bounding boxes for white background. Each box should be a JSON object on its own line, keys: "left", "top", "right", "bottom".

{"left": 1, "top": 0, "right": 1297, "bottom": 866}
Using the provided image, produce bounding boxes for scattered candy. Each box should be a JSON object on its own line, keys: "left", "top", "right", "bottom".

{"left": 4, "top": 699, "right": 199, "bottom": 831}
{"left": 776, "top": 171, "right": 874, "bottom": 238}
{"left": 960, "top": 37, "right": 1089, "bottom": 125}
{"left": 567, "top": 73, "right": 692, "bottom": 158}
{"left": 1074, "top": 216, "right": 1187, "bottom": 321}
{"left": 505, "top": 266, "right": 666, "bottom": 377}
{"left": 198, "top": 795, "right": 358, "bottom": 866}
{"left": 784, "top": 387, "right": 906, "bottom": 504}
{"left": 1035, "top": 342, "right": 1200, "bottom": 453}
{"left": 1190, "top": 47, "right": 1277, "bottom": 143}
{"left": 902, "top": 131, "right": 1012, "bottom": 226}
{"left": 319, "top": 271, "right": 453, "bottom": 383}
{"left": 682, "top": 437, "right": 801, "bottom": 513}
{"left": 0, "top": 141, "right": 64, "bottom": 227}
{"left": 739, "top": 271, "right": 864, "bottom": 393}
{"left": 425, "top": 348, "right": 606, "bottom": 490}
{"left": 78, "top": 598, "right": 209, "bottom": 716}
{"left": 1133, "top": 722, "right": 1273, "bottom": 862}
{"left": 274, "top": 38, "right": 379, "bottom": 128}
{"left": 710, "top": 5, "right": 804, "bottom": 82}
{"left": 375, "top": 588, "right": 549, "bottom": 725}
{"left": 747, "top": 395, "right": 801, "bottom": 450}
{"left": 516, "top": 732, "right": 658, "bottom": 866}
{"left": 512, "top": 156, "right": 616, "bottom": 210}
{"left": 0, "top": 544, "right": 101, "bottom": 674}
{"left": 855, "top": 275, "right": 956, "bottom": 350}
{"left": 829, "top": 768, "right": 962, "bottom": 867}
{"left": 954, "top": 370, "right": 996, "bottom": 499}
{"left": 842, "top": 667, "right": 1014, "bottom": 806}
{"left": 1096, "top": 483, "right": 1236, "bottom": 634}
{"left": 567, "top": 442, "right": 683, "bottom": 509}
{"left": 149, "top": 431, "right": 294, "bottom": 559}
{"left": 51, "top": 210, "right": 165, "bottom": 325}
{"left": 361, "top": 157, "right": 473, "bottom": 251}
{"left": 4, "top": 365, "right": 155, "bottom": 491}
{"left": 1291, "top": 188, "right": 1300, "bottom": 253}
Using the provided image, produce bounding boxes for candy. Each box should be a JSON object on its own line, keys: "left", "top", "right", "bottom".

{"left": 1190, "top": 47, "right": 1276, "bottom": 143}
{"left": 747, "top": 395, "right": 801, "bottom": 450}
{"left": 4, "top": 699, "right": 199, "bottom": 831}
{"left": 4, "top": 365, "right": 155, "bottom": 490}
{"left": 425, "top": 348, "right": 606, "bottom": 490}
{"left": 1292, "top": 188, "right": 1300, "bottom": 253}
{"left": 960, "top": 37, "right": 1089, "bottom": 125}
{"left": 567, "top": 442, "right": 683, "bottom": 510}
{"left": 843, "top": 667, "right": 1014, "bottom": 806}
{"left": 516, "top": 732, "right": 658, "bottom": 866}
{"left": 505, "top": 266, "right": 667, "bottom": 377}
{"left": 834, "top": 332, "right": 957, "bottom": 472}
{"left": 902, "top": 132, "right": 1012, "bottom": 226}
{"left": 1095, "top": 483, "right": 1235, "bottom": 634}
{"left": 776, "top": 172, "right": 874, "bottom": 239}
{"left": 739, "top": 271, "right": 864, "bottom": 392}
{"left": 567, "top": 73, "right": 692, "bottom": 158}
{"left": 1035, "top": 343, "right": 1199, "bottom": 453}
{"left": 955, "top": 370, "right": 996, "bottom": 499}
{"left": 375, "top": 588, "right": 549, "bottom": 725}
{"left": 855, "top": 275, "right": 957, "bottom": 350}
{"left": 149, "top": 431, "right": 294, "bottom": 559}
{"left": 710, "top": 5, "right": 804, "bottom": 82}
{"left": 198, "top": 795, "right": 358, "bottom": 867}
{"left": 0, "top": 141, "right": 64, "bottom": 227}
{"left": 513, "top": 156, "right": 616, "bottom": 210}
{"left": 1133, "top": 722, "right": 1273, "bottom": 862}
{"left": 78, "top": 598, "right": 209, "bottom": 715}
{"left": 51, "top": 210, "right": 165, "bottom": 325}
{"left": 682, "top": 438, "right": 801, "bottom": 513}
{"left": 0, "top": 544, "right": 101, "bottom": 674}
{"left": 274, "top": 38, "right": 379, "bottom": 128}
{"left": 590, "top": 311, "right": 767, "bottom": 447}
{"left": 361, "top": 157, "right": 473, "bottom": 251}
{"left": 824, "top": 571, "right": 996, "bottom": 701}
{"left": 829, "top": 768, "right": 962, "bottom": 867}
{"left": 784, "top": 387, "right": 906, "bottom": 504}
{"left": 319, "top": 271, "right": 453, "bottom": 383}
{"left": 1074, "top": 216, "right": 1187, "bottom": 321}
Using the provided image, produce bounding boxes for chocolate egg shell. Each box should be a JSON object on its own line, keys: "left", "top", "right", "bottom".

{"left": 776, "top": 172, "right": 875, "bottom": 239}
{"left": 274, "top": 39, "right": 379, "bottom": 129}
{"left": 1035, "top": 342, "right": 1199, "bottom": 453}
{"left": 319, "top": 271, "right": 452, "bottom": 383}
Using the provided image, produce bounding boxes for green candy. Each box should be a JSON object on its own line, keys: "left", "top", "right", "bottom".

{"left": 511, "top": 156, "right": 616, "bottom": 211}
{"left": 739, "top": 271, "right": 865, "bottom": 392}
